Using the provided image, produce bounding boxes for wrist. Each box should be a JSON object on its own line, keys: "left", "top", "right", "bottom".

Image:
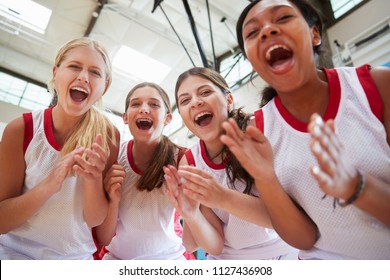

{"left": 337, "top": 171, "right": 365, "bottom": 207}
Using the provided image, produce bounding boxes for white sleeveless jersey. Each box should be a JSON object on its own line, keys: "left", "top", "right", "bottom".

{"left": 186, "top": 140, "right": 297, "bottom": 259}
{"left": 0, "top": 107, "right": 96, "bottom": 259}
{"left": 255, "top": 65, "right": 390, "bottom": 259}
{"left": 104, "top": 140, "right": 185, "bottom": 260}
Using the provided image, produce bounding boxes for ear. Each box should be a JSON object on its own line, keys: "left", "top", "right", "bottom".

{"left": 311, "top": 26, "right": 321, "bottom": 46}
{"left": 52, "top": 65, "right": 58, "bottom": 77}
{"left": 227, "top": 93, "right": 234, "bottom": 111}
{"left": 122, "top": 112, "right": 128, "bottom": 124}
{"left": 164, "top": 113, "right": 173, "bottom": 126}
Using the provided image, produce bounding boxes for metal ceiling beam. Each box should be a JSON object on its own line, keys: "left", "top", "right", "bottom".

{"left": 84, "top": 0, "right": 107, "bottom": 37}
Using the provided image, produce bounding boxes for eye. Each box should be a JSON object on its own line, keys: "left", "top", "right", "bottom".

{"left": 69, "top": 64, "right": 81, "bottom": 70}
{"left": 245, "top": 28, "right": 260, "bottom": 39}
{"left": 90, "top": 69, "right": 102, "bottom": 77}
{"left": 200, "top": 89, "right": 212, "bottom": 96}
{"left": 150, "top": 102, "right": 161, "bottom": 108}
{"left": 179, "top": 97, "right": 190, "bottom": 106}
{"left": 277, "top": 14, "right": 293, "bottom": 22}
{"left": 130, "top": 102, "right": 140, "bottom": 107}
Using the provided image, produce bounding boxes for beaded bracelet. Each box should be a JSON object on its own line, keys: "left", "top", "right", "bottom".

{"left": 337, "top": 171, "right": 365, "bottom": 207}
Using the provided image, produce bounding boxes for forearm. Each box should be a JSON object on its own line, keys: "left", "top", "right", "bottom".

{"left": 255, "top": 177, "right": 318, "bottom": 250}
{"left": 184, "top": 209, "right": 224, "bottom": 256}
{"left": 0, "top": 182, "right": 55, "bottom": 233}
{"left": 353, "top": 173, "right": 390, "bottom": 226}
{"left": 182, "top": 221, "right": 199, "bottom": 253}
{"left": 218, "top": 188, "right": 272, "bottom": 228}
{"left": 82, "top": 177, "right": 109, "bottom": 227}
{"left": 94, "top": 200, "right": 119, "bottom": 246}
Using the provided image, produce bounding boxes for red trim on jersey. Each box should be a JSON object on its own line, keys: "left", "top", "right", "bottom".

{"left": 322, "top": 68, "right": 341, "bottom": 122}
{"left": 200, "top": 140, "right": 224, "bottom": 170}
{"left": 273, "top": 68, "right": 341, "bottom": 132}
{"left": 254, "top": 109, "right": 264, "bottom": 133}
{"left": 91, "top": 227, "right": 102, "bottom": 260}
{"left": 127, "top": 140, "right": 142, "bottom": 175}
{"left": 185, "top": 149, "right": 195, "bottom": 166}
{"left": 22, "top": 112, "right": 33, "bottom": 155}
{"left": 44, "top": 106, "right": 62, "bottom": 151}
{"left": 356, "top": 64, "right": 383, "bottom": 122}
{"left": 177, "top": 147, "right": 187, "bottom": 165}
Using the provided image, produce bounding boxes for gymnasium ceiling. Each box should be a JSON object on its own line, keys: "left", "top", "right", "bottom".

{"left": 0, "top": 0, "right": 255, "bottom": 115}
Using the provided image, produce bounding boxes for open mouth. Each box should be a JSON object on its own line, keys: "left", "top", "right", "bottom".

{"left": 136, "top": 118, "right": 153, "bottom": 130}
{"left": 194, "top": 112, "right": 213, "bottom": 127}
{"left": 70, "top": 87, "right": 88, "bottom": 102}
{"left": 266, "top": 45, "right": 293, "bottom": 68}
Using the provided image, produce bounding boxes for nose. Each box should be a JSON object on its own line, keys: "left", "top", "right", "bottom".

{"left": 139, "top": 103, "right": 150, "bottom": 114}
{"left": 191, "top": 96, "right": 204, "bottom": 108}
{"left": 260, "top": 23, "right": 279, "bottom": 41}
{"left": 77, "top": 69, "right": 89, "bottom": 83}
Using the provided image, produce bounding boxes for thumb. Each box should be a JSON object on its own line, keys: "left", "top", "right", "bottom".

{"left": 95, "top": 133, "right": 103, "bottom": 146}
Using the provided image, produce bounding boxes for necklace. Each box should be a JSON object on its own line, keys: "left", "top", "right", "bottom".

{"left": 209, "top": 149, "right": 224, "bottom": 162}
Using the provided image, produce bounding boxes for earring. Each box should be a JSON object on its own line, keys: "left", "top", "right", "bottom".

{"left": 314, "top": 39, "right": 321, "bottom": 46}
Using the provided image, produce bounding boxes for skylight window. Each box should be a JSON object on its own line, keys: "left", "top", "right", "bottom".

{"left": 330, "top": 0, "right": 363, "bottom": 19}
{"left": 0, "top": 0, "right": 51, "bottom": 34}
{"left": 113, "top": 45, "right": 171, "bottom": 84}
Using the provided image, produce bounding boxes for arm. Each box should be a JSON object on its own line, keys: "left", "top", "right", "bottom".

{"left": 74, "top": 134, "right": 110, "bottom": 228}
{"left": 0, "top": 117, "right": 84, "bottom": 233}
{"left": 94, "top": 163, "right": 125, "bottom": 246}
{"left": 371, "top": 66, "right": 390, "bottom": 146}
{"left": 221, "top": 118, "right": 319, "bottom": 250}
{"left": 177, "top": 165, "right": 272, "bottom": 228}
{"left": 308, "top": 113, "right": 390, "bottom": 226}
{"left": 164, "top": 163, "right": 224, "bottom": 255}
{"left": 78, "top": 128, "right": 120, "bottom": 228}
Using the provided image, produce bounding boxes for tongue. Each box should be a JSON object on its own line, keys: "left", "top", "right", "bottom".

{"left": 197, "top": 115, "right": 212, "bottom": 126}
{"left": 70, "top": 89, "right": 87, "bottom": 102}
{"left": 269, "top": 48, "right": 292, "bottom": 68}
{"left": 272, "top": 57, "right": 291, "bottom": 68}
{"left": 137, "top": 121, "right": 152, "bottom": 130}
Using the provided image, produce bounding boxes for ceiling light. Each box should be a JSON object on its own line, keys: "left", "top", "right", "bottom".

{"left": 0, "top": 0, "right": 52, "bottom": 34}
{"left": 113, "top": 45, "right": 171, "bottom": 84}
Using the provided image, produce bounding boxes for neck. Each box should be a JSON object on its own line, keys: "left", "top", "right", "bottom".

{"left": 203, "top": 139, "right": 224, "bottom": 163}
{"left": 132, "top": 139, "right": 160, "bottom": 171}
{"left": 51, "top": 105, "right": 84, "bottom": 146}
{"left": 277, "top": 70, "right": 329, "bottom": 123}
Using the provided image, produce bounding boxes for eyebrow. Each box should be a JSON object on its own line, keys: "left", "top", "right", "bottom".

{"left": 243, "top": 4, "right": 293, "bottom": 29}
{"left": 130, "top": 97, "right": 161, "bottom": 102}
{"left": 178, "top": 84, "right": 212, "bottom": 98}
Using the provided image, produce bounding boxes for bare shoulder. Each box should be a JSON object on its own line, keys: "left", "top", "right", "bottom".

{"left": 105, "top": 125, "right": 121, "bottom": 173}
{"left": 369, "top": 66, "right": 390, "bottom": 101}
{"left": 0, "top": 116, "right": 26, "bottom": 200}
{"left": 1, "top": 116, "right": 25, "bottom": 147}
{"left": 369, "top": 66, "right": 390, "bottom": 144}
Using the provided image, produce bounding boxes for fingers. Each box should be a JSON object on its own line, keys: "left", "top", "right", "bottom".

{"left": 163, "top": 166, "right": 180, "bottom": 198}
{"left": 221, "top": 118, "right": 244, "bottom": 142}
{"left": 73, "top": 136, "right": 109, "bottom": 178}
{"left": 308, "top": 114, "right": 341, "bottom": 176}
{"left": 164, "top": 174, "right": 178, "bottom": 200}
{"left": 245, "top": 125, "right": 268, "bottom": 143}
{"left": 104, "top": 164, "right": 126, "bottom": 187}
{"left": 311, "top": 165, "right": 333, "bottom": 188}
{"left": 164, "top": 165, "right": 181, "bottom": 184}
{"left": 177, "top": 169, "right": 210, "bottom": 201}
{"left": 179, "top": 165, "right": 212, "bottom": 179}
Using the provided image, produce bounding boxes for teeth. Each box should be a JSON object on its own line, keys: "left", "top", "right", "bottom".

{"left": 136, "top": 118, "right": 152, "bottom": 123}
{"left": 194, "top": 112, "right": 211, "bottom": 121}
{"left": 265, "top": 44, "right": 289, "bottom": 61}
{"left": 71, "top": 87, "right": 88, "bottom": 94}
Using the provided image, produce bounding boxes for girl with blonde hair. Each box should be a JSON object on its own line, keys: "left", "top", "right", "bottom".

{"left": 0, "top": 37, "right": 119, "bottom": 259}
